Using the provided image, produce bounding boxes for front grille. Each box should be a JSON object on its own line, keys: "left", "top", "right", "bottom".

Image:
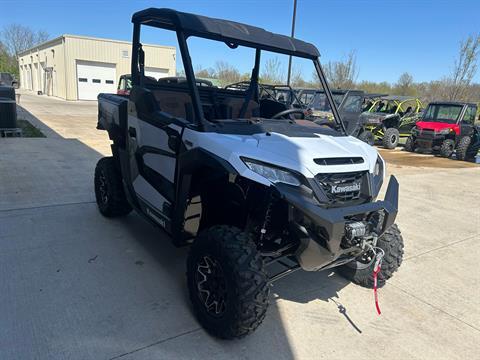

{"left": 314, "top": 157, "right": 364, "bottom": 166}
{"left": 315, "top": 171, "right": 365, "bottom": 205}
{"left": 418, "top": 129, "right": 435, "bottom": 138}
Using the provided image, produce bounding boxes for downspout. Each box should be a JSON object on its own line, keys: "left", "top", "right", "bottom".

{"left": 63, "top": 36, "right": 68, "bottom": 100}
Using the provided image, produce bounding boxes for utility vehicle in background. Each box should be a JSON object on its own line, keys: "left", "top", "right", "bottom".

{"left": 118, "top": 74, "right": 214, "bottom": 95}
{"left": 225, "top": 81, "right": 306, "bottom": 115}
{"left": 95, "top": 8, "right": 404, "bottom": 339}
{"left": 362, "top": 95, "right": 423, "bottom": 149}
{"left": 405, "top": 101, "right": 478, "bottom": 159}
{"left": 303, "top": 89, "right": 375, "bottom": 145}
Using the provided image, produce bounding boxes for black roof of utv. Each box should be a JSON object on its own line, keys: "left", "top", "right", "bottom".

{"left": 132, "top": 8, "right": 320, "bottom": 59}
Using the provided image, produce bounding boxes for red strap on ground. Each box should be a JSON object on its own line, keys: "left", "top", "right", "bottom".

{"left": 373, "top": 264, "right": 381, "bottom": 315}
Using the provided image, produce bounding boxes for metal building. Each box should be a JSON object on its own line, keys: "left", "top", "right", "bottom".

{"left": 17, "top": 34, "right": 176, "bottom": 100}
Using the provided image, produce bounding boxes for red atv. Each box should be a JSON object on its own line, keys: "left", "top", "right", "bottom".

{"left": 405, "top": 101, "right": 478, "bottom": 158}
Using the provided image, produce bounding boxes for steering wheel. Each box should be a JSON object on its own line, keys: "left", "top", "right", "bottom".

{"left": 271, "top": 108, "right": 306, "bottom": 120}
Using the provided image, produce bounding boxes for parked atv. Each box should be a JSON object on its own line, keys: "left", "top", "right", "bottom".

{"left": 95, "top": 8, "right": 404, "bottom": 339}
{"left": 304, "top": 89, "right": 375, "bottom": 145}
{"left": 226, "top": 81, "right": 306, "bottom": 115}
{"left": 362, "top": 95, "right": 423, "bottom": 149}
{"left": 405, "top": 102, "right": 479, "bottom": 159}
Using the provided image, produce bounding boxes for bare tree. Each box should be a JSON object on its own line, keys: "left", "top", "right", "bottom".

{"left": 446, "top": 34, "right": 480, "bottom": 101}
{"left": 322, "top": 50, "right": 359, "bottom": 89}
{"left": 2, "top": 24, "right": 50, "bottom": 57}
{"left": 214, "top": 61, "right": 241, "bottom": 86}
{"left": 395, "top": 72, "right": 416, "bottom": 95}
{"left": 261, "top": 57, "right": 284, "bottom": 84}
{"left": 194, "top": 65, "right": 215, "bottom": 79}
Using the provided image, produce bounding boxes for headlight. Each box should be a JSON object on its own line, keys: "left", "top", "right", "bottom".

{"left": 242, "top": 158, "right": 302, "bottom": 186}
{"left": 438, "top": 128, "right": 452, "bottom": 135}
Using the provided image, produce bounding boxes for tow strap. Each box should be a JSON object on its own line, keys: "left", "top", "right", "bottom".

{"left": 372, "top": 249, "right": 384, "bottom": 315}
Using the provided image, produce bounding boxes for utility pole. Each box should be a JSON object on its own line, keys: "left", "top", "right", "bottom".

{"left": 286, "top": 0, "right": 298, "bottom": 86}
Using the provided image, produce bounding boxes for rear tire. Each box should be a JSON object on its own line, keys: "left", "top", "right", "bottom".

{"left": 439, "top": 139, "right": 455, "bottom": 158}
{"left": 382, "top": 128, "right": 400, "bottom": 149}
{"left": 456, "top": 136, "right": 477, "bottom": 161}
{"left": 187, "top": 225, "right": 269, "bottom": 339}
{"left": 404, "top": 136, "right": 416, "bottom": 152}
{"left": 358, "top": 130, "right": 375, "bottom": 146}
{"left": 94, "top": 157, "right": 132, "bottom": 217}
{"left": 337, "top": 224, "right": 404, "bottom": 288}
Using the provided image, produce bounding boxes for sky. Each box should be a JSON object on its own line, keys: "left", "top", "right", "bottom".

{"left": 1, "top": 0, "right": 479, "bottom": 84}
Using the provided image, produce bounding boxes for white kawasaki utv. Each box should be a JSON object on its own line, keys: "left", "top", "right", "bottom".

{"left": 95, "top": 8, "right": 404, "bottom": 339}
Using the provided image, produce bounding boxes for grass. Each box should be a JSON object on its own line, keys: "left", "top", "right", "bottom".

{"left": 17, "top": 119, "right": 45, "bottom": 137}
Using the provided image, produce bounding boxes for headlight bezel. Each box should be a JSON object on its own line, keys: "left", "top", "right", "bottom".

{"left": 241, "top": 157, "right": 304, "bottom": 187}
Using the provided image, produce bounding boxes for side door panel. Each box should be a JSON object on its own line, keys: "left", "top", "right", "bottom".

{"left": 126, "top": 112, "right": 182, "bottom": 230}
{"left": 459, "top": 106, "right": 476, "bottom": 137}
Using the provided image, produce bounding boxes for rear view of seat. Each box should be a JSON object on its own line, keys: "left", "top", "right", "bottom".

{"left": 152, "top": 90, "right": 194, "bottom": 120}
{"left": 220, "top": 98, "right": 259, "bottom": 119}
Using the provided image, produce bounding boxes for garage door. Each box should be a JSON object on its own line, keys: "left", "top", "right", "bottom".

{"left": 145, "top": 67, "right": 169, "bottom": 80}
{"left": 76, "top": 60, "right": 116, "bottom": 100}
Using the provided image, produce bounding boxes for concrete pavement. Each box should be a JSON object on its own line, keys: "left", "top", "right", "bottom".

{"left": 0, "top": 93, "right": 479, "bottom": 359}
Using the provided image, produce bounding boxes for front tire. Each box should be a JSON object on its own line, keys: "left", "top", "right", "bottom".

{"left": 94, "top": 157, "right": 132, "bottom": 217}
{"left": 187, "top": 225, "right": 269, "bottom": 339}
{"left": 382, "top": 128, "right": 400, "bottom": 149}
{"left": 439, "top": 139, "right": 455, "bottom": 158}
{"left": 456, "top": 136, "right": 477, "bottom": 161}
{"left": 337, "top": 224, "right": 404, "bottom": 288}
{"left": 404, "top": 136, "right": 416, "bottom": 152}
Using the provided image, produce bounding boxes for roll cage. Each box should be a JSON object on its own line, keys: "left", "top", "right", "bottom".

{"left": 367, "top": 95, "right": 423, "bottom": 115}
{"left": 130, "top": 8, "right": 346, "bottom": 134}
{"left": 225, "top": 81, "right": 305, "bottom": 108}
{"left": 422, "top": 101, "right": 477, "bottom": 124}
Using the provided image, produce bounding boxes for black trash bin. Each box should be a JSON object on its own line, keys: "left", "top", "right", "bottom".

{"left": 0, "top": 85, "right": 15, "bottom": 100}
{"left": 0, "top": 86, "right": 17, "bottom": 129}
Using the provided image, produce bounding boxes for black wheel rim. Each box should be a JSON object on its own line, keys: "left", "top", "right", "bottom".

{"left": 98, "top": 171, "right": 108, "bottom": 204}
{"left": 195, "top": 255, "right": 227, "bottom": 317}
{"left": 390, "top": 134, "right": 397, "bottom": 144}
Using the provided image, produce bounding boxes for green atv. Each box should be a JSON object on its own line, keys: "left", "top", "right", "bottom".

{"left": 361, "top": 95, "right": 423, "bottom": 149}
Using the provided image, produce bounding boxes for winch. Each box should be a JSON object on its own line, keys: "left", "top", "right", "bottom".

{"left": 345, "top": 221, "right": 367, "bottom": 241}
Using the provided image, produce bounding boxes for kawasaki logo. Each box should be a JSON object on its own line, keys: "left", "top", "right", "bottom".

{"left": 331, "top": 183, "right": 361, "bottom": 193}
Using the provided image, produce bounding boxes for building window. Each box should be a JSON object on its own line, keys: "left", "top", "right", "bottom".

{"left": 92, "top": 79, "right": 101, "bottom": 83}
{"left": 78, "top": 78, "right": 88, "bottom": 82}
{"left": 121, "top": 50, "right": 129, "bottom": 58}
{"left": 105, "top": 80, "right": 114, "bottom": 84}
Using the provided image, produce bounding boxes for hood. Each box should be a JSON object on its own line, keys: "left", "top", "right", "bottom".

{"left": 416, "top": 121, "right": 460, "bottom": 134}
{"left": 252, "top": 132, "right": 378, "bottom": 175}
{"left": 186, "top": 128, "right": 380, "bottom": 188}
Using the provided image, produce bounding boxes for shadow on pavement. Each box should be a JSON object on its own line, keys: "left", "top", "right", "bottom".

{"left": 2, "top": 96, "right": 306, "bottom": 359}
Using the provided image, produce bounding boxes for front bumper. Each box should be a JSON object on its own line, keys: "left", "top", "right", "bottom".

{"left": 276, "top": 176, "right": 399, "bottom": 271}
{"left": 412, "top": 130, "right": 448, "bottom": 149}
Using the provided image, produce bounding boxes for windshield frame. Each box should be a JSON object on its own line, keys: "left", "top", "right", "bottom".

{"left": 422, "top": 104, "right": 464, "bottom": 124}
{"left": 131, "top": 23, "right": 347, "bottom": 134}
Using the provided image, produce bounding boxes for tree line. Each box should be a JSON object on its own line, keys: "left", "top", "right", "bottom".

{"left": 193, "top": 34, "right": 480, "bottom": 106}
